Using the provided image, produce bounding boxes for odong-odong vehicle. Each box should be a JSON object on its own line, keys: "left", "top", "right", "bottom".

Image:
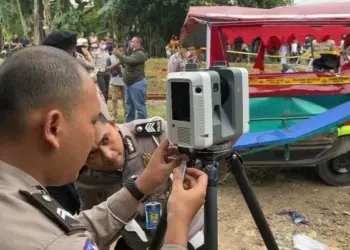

{"left": 181, "top": 2, "right": 350, "bottom": 185}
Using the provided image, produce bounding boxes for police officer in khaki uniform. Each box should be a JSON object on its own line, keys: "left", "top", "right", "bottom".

{"left": 76, "top": 98, "right": 205, "bottom": 250}
{"left": 0, "top": 46, "right": 207, "bottom": 250}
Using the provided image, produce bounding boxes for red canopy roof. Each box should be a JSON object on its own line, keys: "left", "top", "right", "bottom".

{"left": 181, "top": 2, "right": 350, "bottom": 45}
{"left": 183, "top": 2, "right": 350, "bottom": 23}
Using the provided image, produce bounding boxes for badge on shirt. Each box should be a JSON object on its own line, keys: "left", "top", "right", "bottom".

{"left": 83, "top": 239, "right": 98, "bottom": 250}
{"left": 143, "top": 152, "right": 153, "bottom": 167}
{"left": 124, "top": 136, "right": 136, "bottom": 154}
{"left": 135, "top": 120, "right": 162, "bottom": 136}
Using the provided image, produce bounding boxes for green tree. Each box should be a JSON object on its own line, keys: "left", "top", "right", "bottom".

{"left": 15, "top": 0, "right": 27, "bottom": 36}
{"left": 233, "top": 0, "right": 293, "bottom": 8}
{"left": 0, "top": 0, "right": 294, "bottom": 55}
{"left": 0, "top": 0, "right": 12, "bottom": 47}
{"left": 96, "top": 0, "right": 293, "bottom": 56}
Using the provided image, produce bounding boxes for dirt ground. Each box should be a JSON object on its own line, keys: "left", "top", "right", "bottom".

{"left": 124, "top": 59, "right": 350, "bottom": 249}
{"left": 217, "top": 167, "right": 350, "bottom": 250}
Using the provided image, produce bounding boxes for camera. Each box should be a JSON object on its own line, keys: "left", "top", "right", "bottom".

{"left": 166, "top": 66, "right": 249, "bottom": 150}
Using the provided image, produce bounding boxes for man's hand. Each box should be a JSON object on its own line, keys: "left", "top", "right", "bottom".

{"left": 168, "top": 168, "right": 207, "bottom": 223}
{"left": 106, "top": 63, "right": 119, "bottom": 72}
{"left": 164, "top": 167, "right": 208, "bottom": 247}
{"left": 135, "top": 138, "right": 182, "bottom": 195}
{"left": 114, "top": 51, "right": 122, "bottom": 58}
{"left": 82, "top": 47, "right": 90, "bottom": 56}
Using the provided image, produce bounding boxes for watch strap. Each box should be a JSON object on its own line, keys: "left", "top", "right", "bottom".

{"left": 124, "top": 178, "right": 147, "bottom": 201}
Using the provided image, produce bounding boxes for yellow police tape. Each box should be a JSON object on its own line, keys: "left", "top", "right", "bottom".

{"left": 249, "top": 76, "right": 350, "bottom": 85}
{"left": 337, "top": 125, "right": 350, "bottom": 137}
{"left": 199, "top": 47, "right": 341, "bottom": 59}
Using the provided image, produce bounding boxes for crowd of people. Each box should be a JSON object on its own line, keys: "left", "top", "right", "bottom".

{"left": 1, "top": 30, "right": 148, "bottom": 123}
{"left": 1, "top": 32, "right": 30, "bottom": 57}
{"left": 45, "top": 31, "right": 148, "bottom": 122}
{"left": 223, "top": 35, "right": 345, "bottom": 65}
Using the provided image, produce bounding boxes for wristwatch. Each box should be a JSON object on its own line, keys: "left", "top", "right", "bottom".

{"left": 124, "top": 177, "right": 148, "bottom": 202}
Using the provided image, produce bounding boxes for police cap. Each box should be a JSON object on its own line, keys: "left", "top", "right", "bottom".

{"left": 42, "top": 30, "right": 77, "bottom": 51}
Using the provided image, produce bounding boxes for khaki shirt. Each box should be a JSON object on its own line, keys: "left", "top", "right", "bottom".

{"left": 0, "top": 160, "right": 185, "bottom": 250}
{"left": 168, "top": 52, "right": 187, "bottom": 73}
{"left": 92, "top": 49, "right": 109, "bottom": 70}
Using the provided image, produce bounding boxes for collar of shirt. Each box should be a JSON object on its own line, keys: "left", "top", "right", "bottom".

{"left": 0, "top": 160, "right": 40, "bottom": 189}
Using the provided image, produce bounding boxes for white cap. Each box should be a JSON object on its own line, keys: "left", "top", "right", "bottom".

{"left": 77, "top": 38, "right": 88, "bottom": 47}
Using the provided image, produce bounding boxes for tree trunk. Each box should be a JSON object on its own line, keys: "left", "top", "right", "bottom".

{"left": 33, "top": 0, "right": 44, "bottom": 45}
{"left": 0, "top": 26, "right": 3, "bottom": 49}
{"left": 15, "top": 0, "right": 27, "bottom": 37}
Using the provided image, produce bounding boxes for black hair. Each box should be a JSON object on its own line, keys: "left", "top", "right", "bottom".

{"left": 76, "top": 45, "right": 84, "bottom": 55}
{"left": 0, "top": 46, "right": 85, "bottom": 138}
{"left": 42, "top": 31, "right": 77, "bottom": 54}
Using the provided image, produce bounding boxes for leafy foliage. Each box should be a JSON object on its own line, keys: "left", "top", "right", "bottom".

{"left": 0, "top": 0, "right": 294, "bottom": 53}
{"left": 94, "top": 0, "right": 294, "bottom": 56}
{"left": 52, "top": 9, "right": 85, "bottom": 32}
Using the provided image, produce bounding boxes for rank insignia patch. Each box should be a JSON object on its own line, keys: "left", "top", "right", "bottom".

{"left": 135, "top": 120, "right": 162, "bottom": 136}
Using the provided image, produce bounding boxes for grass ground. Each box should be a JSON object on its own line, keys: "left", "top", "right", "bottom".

{"left": 112, "top": 57, "right": 308, "bottom": 122}
{"left": 108, "top": 100, "right": 167, "bottom": 123}
{"left": 113, "top": 58, "right": 302, "bottom": 122}
{"left": 145, "top": 57, "right": 308, "bottom": 94}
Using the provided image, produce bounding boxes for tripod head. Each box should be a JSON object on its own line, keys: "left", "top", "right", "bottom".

{"left": 179, "top": 141, "right": 234, "bottom": 169}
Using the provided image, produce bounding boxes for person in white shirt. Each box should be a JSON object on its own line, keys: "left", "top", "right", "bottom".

{"left": 291, "top": 40, "right": 298, "bottom": 63}
{"left": 75, "top": 38, "right": 94, "bottom": 73}
{"left": 92, "top": 39, "right": 110, "bottom": 102}
{"left": 106, "top": 45, "right": 126, "bottom": 119}
{"left": 280, "top": 43, "right": 288, "bottom": 66}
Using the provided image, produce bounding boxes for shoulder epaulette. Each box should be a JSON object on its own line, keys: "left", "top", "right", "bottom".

{"left": 134, "top": 119, "right": 162, "bottom": 136}
{"left": 20, "top": 186, "right": 85, "bottom": 234}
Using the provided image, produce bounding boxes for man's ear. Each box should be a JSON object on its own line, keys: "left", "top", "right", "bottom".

{"left": 43, "top": 110, "right": 63, "bottom": 149}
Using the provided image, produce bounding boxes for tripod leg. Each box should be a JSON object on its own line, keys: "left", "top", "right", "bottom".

{"left": 228, "top": 154, "right": 280, "bottom": 250}
{"left": 204, "top": 162, "right": 219, "bottom": 250}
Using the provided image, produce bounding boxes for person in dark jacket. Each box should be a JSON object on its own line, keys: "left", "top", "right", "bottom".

{"left": 41, "top": 30, "right": 81, "bottom": 215}
{"left": 115, "top": 36, "right": 148, "bottom": 122}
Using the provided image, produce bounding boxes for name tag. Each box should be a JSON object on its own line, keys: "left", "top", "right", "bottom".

{"left": 145, "top": 202, "right": 162, "bottom": 230}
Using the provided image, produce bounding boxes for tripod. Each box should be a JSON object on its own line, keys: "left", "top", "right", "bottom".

{"left": 150, "top": 142, "right": 280, "bottom": 250}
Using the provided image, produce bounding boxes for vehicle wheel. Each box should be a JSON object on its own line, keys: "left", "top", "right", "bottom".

{"left": 317, "top": 153, "right": 350, "bottom": 186}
